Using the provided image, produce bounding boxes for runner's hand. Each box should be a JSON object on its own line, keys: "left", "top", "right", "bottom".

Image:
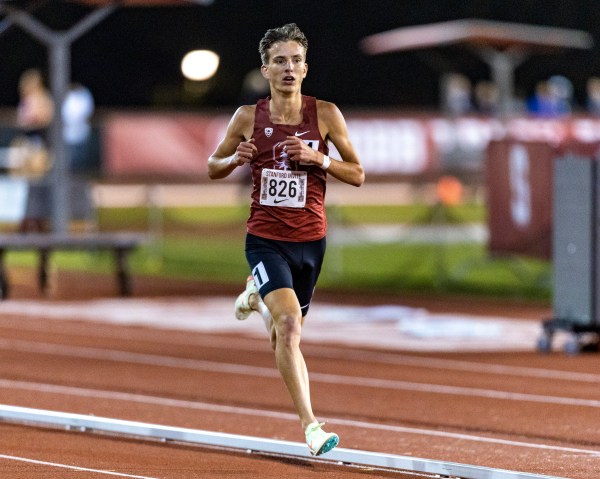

{"left": 281, "top": 136, "right": 319, "bottom": 165}
{"left": 234, "top": 138, "right": 257, "bottom": 166}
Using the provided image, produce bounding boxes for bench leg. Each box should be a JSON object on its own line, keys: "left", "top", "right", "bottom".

{"left": 0, "top": 249, "right": 8, "bottom": 300}
{"left": 38, "top": 249, "right": 50, "bottom": 296}
{"left": 115, "top": 248, "right": 132, "bottom": 296}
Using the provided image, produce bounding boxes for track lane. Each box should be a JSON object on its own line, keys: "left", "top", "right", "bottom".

{"left": 0, "top": 424, "right": 422, "bottom": 479}
{"left": 0, "top": 314, "right": 598, "bottom": 478}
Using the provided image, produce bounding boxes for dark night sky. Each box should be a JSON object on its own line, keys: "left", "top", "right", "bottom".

{"left": 2, "top": 0, "right": 600, "bottom": 111}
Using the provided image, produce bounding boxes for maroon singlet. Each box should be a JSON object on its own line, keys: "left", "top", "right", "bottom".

{"left": 247, "top": 95, "right": 328, "bottom": 241}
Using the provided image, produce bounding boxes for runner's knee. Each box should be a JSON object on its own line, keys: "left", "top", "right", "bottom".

{"left": 274, "top": 312, "right": 302, "bottom": 347}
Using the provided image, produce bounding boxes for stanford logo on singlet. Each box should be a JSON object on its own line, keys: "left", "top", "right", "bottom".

{"left": 265, "top": 127, "right": 273, "bottom": 137}
{"left": 272, "top": 142, "right": 291, "bottom": 170}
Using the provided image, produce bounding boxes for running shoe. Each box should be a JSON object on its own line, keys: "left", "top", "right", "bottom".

{"left": 234, "top": 275, "right": 258, "bottom": 320}
{"left": 305, "top": 422, "right": 339, "bottom": 456}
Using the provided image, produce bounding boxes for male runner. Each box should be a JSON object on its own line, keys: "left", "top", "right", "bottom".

{"left": 208, "top": 23, "right": 364, "bottom": 456}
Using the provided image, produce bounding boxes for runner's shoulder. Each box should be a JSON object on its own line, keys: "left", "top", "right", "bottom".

{"left": 316, "top": 99, "right": 343, "bottom": 122}
{"left": 234, "top": 104, "right": 256, "bottom": 122}
{"left": 229, "top": 105, "right": 256, "bottom": 137}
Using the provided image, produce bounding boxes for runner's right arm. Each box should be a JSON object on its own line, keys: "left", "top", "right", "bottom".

{"left": 208, "top": 105, "right": 256, "bottom": 180}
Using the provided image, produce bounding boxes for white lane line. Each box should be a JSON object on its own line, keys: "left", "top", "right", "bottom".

{"left": 2, "top": 320, "right": 596, "bottom": 383}
{"left": 3, "top": 405, "right": 572, "bottom": 479}
{"left": 306, "top": 347, "right": 600, "bottom": 383}
{"left": 1, "top": 339, "right": 599, "bottom": 408}
{"left": 0, "top": 453, "right": 159, "bottom": 479}
{"left": 310, "top": 372, "right": 600, "bottom": 408}
{"left": 1, "top": 379, "right": 599, "bottom": 457}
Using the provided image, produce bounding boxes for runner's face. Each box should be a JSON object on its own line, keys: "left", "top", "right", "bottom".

{"left": 261, "top": 41, "right": 307, "bottom": 93}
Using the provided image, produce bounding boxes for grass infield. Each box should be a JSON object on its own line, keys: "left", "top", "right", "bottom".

{"left": 4, "top": 204, "right": 551, "bottom": 302}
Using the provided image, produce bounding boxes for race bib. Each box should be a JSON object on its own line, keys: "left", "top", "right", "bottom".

{"left": 260, "top": 169, "right": 307, "bottom": 208}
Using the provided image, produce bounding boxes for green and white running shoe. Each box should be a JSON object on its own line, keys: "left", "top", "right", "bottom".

{"left": 305, "top": 422, "right": 339, "bottom": 456}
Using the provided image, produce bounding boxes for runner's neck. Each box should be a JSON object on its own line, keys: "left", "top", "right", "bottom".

{"left": 268, "top": 94, "right": 303, "bottom": 125}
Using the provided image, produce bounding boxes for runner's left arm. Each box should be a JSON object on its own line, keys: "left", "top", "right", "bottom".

{"left": 320, "top": 102, "right": 364, "bottom": 187}
{"left": 278, "top": 101, "right": 364, "bottom": 187}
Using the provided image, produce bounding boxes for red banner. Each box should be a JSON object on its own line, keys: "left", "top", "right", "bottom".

{"left": 102, "top": 111, "right": 600, "bottom": 181}
{"left": 103, "top": 112, "right": 230, "bottom": 178}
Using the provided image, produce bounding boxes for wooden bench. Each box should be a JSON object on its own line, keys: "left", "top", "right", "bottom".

{"left": 0, "top": 232, "right": 147, "bottom": 299}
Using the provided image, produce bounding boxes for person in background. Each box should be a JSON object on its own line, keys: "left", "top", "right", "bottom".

{"left": 528, "top": 76, "right": 573, "bottom": 117}
{"left": 527, "top": 80, "right": 553, "bottom": 116}
{"left": 441, "top": 73, "right": 472, "bottom": 116}
{"left": 16, "top": 68, "right": 54, "bottom": 142}
{"left": 586, "top": 77, "right": 600, "bottom": 116}
{"left": 13, "top": 69, "right": 54, "bottom": 231}
{"left": 546, "top": 75, "right": 573, "bottom": 116}
{"left": 474, "top": 80, "right": 499, "bottom": 116}
{"left": 62, "top": 83, "right": 95, "bottom": 174}
{"left": 208, "top": 23, "right": 364, "bottom": 456}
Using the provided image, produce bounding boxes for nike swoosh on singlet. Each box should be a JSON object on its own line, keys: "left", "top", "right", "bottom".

{"left": 273, "top": 199, "right": 288, "bottom": 204}
{"left": 295, "top": 131, "right": 310, "bottom": 137}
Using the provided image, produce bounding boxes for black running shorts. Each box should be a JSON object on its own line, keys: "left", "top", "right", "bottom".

{"left": 245, "top": 232, "right": 326, "bottom": 317}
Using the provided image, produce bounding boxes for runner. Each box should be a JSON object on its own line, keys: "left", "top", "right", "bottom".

{"left": 208, "top": 23, "right": 364, "bottom": 456}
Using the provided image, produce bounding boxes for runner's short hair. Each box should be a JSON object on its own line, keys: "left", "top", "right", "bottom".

{"left": 259, "top": 23, "right": 308, "bottom": 65}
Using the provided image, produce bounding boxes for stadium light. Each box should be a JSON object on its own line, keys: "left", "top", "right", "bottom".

{"left": 181, "top": 49, "right": 220, "bottom": 81}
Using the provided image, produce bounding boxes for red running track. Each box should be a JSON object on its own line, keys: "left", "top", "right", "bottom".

{"left": 0, "top": 270, "right": 597, "bottom": 479}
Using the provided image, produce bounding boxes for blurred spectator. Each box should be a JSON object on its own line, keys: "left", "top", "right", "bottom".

{"left": 62, "top": 83, "right": 95, "bottom": 174}
{"left": 527, "top": 81, "right": 553, "bottom": 116}
{"left": 17, "top": 68, "right": 54, "bottom": 137}
{"left": 12, "top": 69, "right": 55, "bottom": 232}
{"left": 474, "top": 80, "right": 499, "bottom": 115}
{"left": 586, "top": 76, "right": 600, "bottom": 116}
{"left": 547, "top": 75, "right": 573, "bottom": 116}
{"left": 441, "top": 73, "right": 472, "bottom": 116}
{"left": 528, "top": 76, "right": 572, "bottom": 117}
{"left": 10, "top": 69, "right": 54, "bottom": 178}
